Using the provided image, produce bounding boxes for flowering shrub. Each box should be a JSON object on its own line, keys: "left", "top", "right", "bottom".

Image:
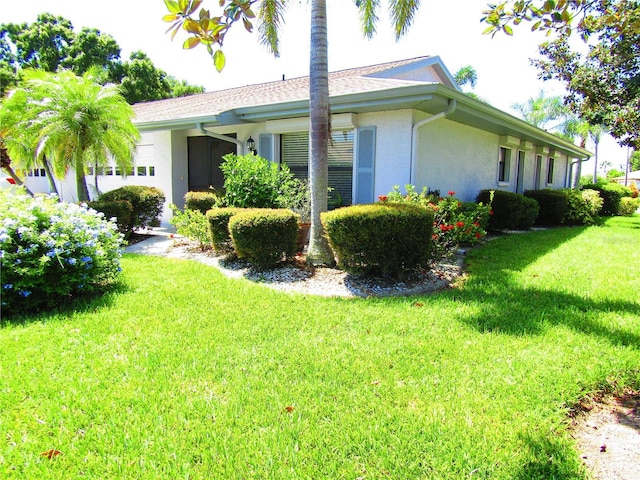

{"left": 380, "top": 186, "right": 491, "bottom": 258}
{"left": 0, "top": 191, "right": 124, "bottom": 315}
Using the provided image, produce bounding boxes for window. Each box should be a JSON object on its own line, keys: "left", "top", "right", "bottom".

{"left": 546, "top": 157, "right": 555, "bottom": 184}
{"left": 534, "top": 154, "right": 543, "bottom": 189}
{"left": 137, "top": 166, "right": 147, "bottom": 176}
{"left": 281, "top": 130, "right": 354, "bottom": 206}
{"left": 149, "top": 166, "right": 155, "bottom": 176}
{"left": 498, "top": 147, "right": 511, "bottom": 183}
{"left": 27, "top": 168, "right": 46, "bottom": 177}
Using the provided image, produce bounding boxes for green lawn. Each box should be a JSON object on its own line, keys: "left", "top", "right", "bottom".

{"left": 1, "top": 216, "right": 639, "bottom": 479}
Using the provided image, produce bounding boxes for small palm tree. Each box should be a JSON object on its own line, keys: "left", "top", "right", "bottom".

{"left": 0, "top": 68, "right": 139, "bottom": 202}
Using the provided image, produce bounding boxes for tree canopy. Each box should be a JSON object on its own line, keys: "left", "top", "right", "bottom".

{"left": 0, "top": 13, "right": 204, "bottom": 102}
{"left": 482, "top": 0, "right": 640, "bottom": 149}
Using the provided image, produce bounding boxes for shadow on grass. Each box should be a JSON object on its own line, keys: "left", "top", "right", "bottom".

{"left": 0, "top": 281, "right": 127, "bottom": 328}
{"left": 512, "top": 434, "right": 587, "bottom": 480}
{"left": 449, "top": 284, "right": 640, "bottom": 347}
{"left": 441, "top": 224, "right": 640, "bottom": 347}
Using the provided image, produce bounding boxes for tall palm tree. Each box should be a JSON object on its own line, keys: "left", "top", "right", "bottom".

{"left": 0, "top": 68, "right": 139, "bottom": 202}
{"left": 165, "top": 0, "right": 422, "bottom": 264}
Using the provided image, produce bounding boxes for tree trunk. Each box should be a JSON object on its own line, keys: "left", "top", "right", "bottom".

{"left": 75, "top": 156, "right": 90, "bottom": 202}
{"left": 306, "top": 0, "right": 335, "bottom": 266}
{"left": 1, "top": 147, "right": 34, "bottom": 196}
{"left": 42, "top": 155, "right": 60, "bottom": 198}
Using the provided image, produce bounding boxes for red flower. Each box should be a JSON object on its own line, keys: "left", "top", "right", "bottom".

{"left": 489, "top": 210, "right": 494, "bottom": 215}
{"left": 475, "top": 232, "right": 482, "bottom": 239}
{"left": 448, "top": 191, "right": 456, "bottom": 196}
{"left": 432, "top": 233, "right": 438, "bottom": 240}
{"left": 473, "top": 221, "right": 480, "bottom": 227}
{"left": 456, "top": 221, "right": 465, "bottom": 227}
{"left": 378, "top": 195, "right": 388, "bottom": 202}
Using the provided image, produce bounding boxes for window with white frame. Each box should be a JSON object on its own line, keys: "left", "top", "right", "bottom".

{"left": 546, "top": 157, "right": 555, "bottom": 184}
{"left": 498, "top": 146, "right": 511, "bottom": 183}
{"left": 281, "top": 130, "right": 354, "bottom": 207}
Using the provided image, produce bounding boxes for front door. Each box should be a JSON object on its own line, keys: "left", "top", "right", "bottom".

{"left": 187, "top": 135, "right": 237, "bottom": 191}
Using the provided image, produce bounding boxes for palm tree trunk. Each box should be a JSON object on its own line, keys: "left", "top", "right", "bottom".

{"left": 41, "top": 155, "right": 60, "bottom": 198}
{"left": 75, "top": 156, "right": 90, "bottom": 202}
{"left": 1, "top": 147, "right": 34, "bottom": 196}
{"left": 306, "top": 0, "right": 335, "bottom": 266}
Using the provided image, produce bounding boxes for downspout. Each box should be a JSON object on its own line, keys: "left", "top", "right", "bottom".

{"left": 567, "top": 156, "right": 590, "bottom": 189}
{"left": 410, "top": 99, "right": 457, "bottom": 185}
{"left": 196, "top": 122, "right": 245, "bottom": 154}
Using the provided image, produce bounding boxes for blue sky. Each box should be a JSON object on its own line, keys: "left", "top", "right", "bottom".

{"left": 3, "top": 0, "right": 631, "bottom": 172}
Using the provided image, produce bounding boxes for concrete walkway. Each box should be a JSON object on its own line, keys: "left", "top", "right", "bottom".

{"left": 124, "top": 227, "right": 177, "bottom": 256}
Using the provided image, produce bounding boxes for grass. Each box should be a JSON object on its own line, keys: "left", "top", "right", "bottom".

{"left": 1, "top": 216, "right": 639, "bottom": 479}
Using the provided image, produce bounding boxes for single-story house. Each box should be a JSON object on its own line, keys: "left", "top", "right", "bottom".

{"left": 611, "top": 170, "right": 640, "bottom": 188}
{"left": 24, "top": 55, "right": 592, "bottom": 225}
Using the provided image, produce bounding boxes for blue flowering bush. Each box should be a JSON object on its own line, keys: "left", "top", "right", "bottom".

{"left": 0, "top": 191, "right": 124, "bottom": 316}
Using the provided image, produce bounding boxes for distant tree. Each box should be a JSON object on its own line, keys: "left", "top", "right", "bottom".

{"left": 607, "top": 168, "right": 624, "bottom": 179}
{"left": 630, "top": 150, "right": 640, "bottom": 172}
{"left": 0, "top": 68, "right": 139, "bottom": 202}
{"left": 512, "top": 90, "right": 565, "bottom": 129}
{"left": 482, "top": 0, "right": 640, "bottom": 149}
{"left": 454, "top": 65, "right": 477, "bottom": 89}
{"left": 1, "top": 14, "right": 203, "bottom": 103}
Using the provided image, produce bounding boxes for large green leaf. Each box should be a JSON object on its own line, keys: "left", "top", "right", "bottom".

{"left": 213, "top": 49, "right": 226, "bottom": 72}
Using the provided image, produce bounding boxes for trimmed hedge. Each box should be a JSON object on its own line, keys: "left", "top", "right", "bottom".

{"left": 524, "top": 189, "right": 568, "bottom": 226}
{"left": 88, "top": 199, "right": 133, "bottom": 236}
{"left": 518, "top": 196, "right": 540, "bottom": 229}
{"left": 228, "top": 209, "right": 299, "bottom": 268}
{"left": 477, "top": 190, "right": 526, "bottom": 230}
{"left": 582, "top": 183, "right": 631, "bottom": 216}
{"left": 206, "top": 207, "right": 242, "bottom": 253}
{"left": 99, "top": 186, "right": 165, "bottom": 235}
{"left": 321, "top": 203, "right": 433, "bottom": 278}
{"left": 619, "top": 197, "right": 640, "bottom": 216}
{"left": 185, "top": 191, "right": 220, "bottom": 213}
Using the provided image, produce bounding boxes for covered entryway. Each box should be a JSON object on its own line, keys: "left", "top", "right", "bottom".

{"left": 187, "top": 135, "right": 237, "bottom": 191}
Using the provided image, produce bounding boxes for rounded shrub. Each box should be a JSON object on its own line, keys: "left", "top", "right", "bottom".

{"left": 228, "top": 209, "right": 299, "bottom": 268}
{"left": 562, "top": 189, "right": 602, "bottom": 225}
{"left": 518, "top": 196, "right": 540, "bottom": 229}
{"left": 99, "top": 185, "right": 165, "bottom": 236}
{"left": 524, "top": 189, "right": 568, "bottom": 226}
{"left": 185, "top": 191, "right": 221, "bottom": 214}
{"left": 87, "top": 199, "right": 133, "bottom": 235}
{"left": 582, "top": 183, "right": 631, "bottom": 216}
{"left": 170, "top": 205, "right": 210, "bottom": 248}
{"left": 206, "top": 207, "right": 242, "bottom": 253}
{"left": 321, "top": 203, "right": 433, "bottom": 278}
{"left": 0, "top": 191, "right": 124, "bottom": 316}
{"left": 477, "top": 190, "right": 525, "bottom": 230}
{"left": 619, "top": 197, "right": 640, "bottom": 216}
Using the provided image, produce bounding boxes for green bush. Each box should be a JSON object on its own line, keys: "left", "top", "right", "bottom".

{"left": 518, "top": 196, "right": 540, "bottom": 229}
{"left": 87, "top": 199, "right": 133, "bottom": 235}
{"left": 524, "top": 189, "right": 568, "bottom": 226}
{"left": 170, "top": 205, "right": 210, "bottom": 248}
{"left": 99, "top": 186, "right": 165, "bottom": 236}
{"left": 477, "top": 190, "right": 526, "bottom": 230}
{"left": 220, "top": 153, "right": 300, "bottom": 209}
{"left": 562, "top": 189, "right": 602, "bottom": 225}
{"left": 228, "top": 209, "right": 299, "bottom": 268}
{"left": 185, "top": 191, "right": 221, "bottom": 214}
{"left": 618, "top": 197, "right": 640, "bottom": 216}
{"left": 0, "top": 191, "right": 124, "bottom": 316}
{"left": 321, "top": 203, "right": 433, "bottom": 278}
{"left": 206, "top": 207, "right": 243, "bottom": 253}
{"left": 582, "top": 183, "right": 631, "bottom": 216}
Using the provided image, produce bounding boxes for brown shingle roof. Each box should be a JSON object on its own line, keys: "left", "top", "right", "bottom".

{"left": 132, "top": 56, "right": 436, "bottom": 125}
